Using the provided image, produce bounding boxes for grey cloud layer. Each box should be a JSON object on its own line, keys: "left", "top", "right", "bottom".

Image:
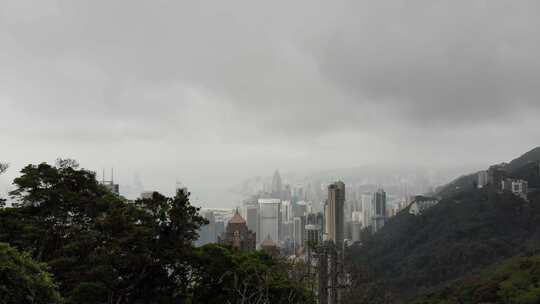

{"left": 1, "top": 0, "right": 540, "bottom": 206}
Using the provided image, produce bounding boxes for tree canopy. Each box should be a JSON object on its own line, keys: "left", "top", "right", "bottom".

{"left": 0, "top": 161, "right": 207, "bottom": 303}
{"left": 188, "top": 244, "right": 315, "bottom": 304}
{"left": 0, "top": 160, "right": 314, "bottom": 303}
{"left": 413, "top": 255, "right": 540, "bottom": 304}
{"left": 345, "top": 188, "right": 540, "bottom": 303}
{"left": 0, "top": 242, "right": 62, "bottom": 304}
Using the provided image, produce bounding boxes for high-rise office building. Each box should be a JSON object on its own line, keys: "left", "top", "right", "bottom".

{"left": 294, "top": 201, "right": 308, "bottom": 218}
{"left": 283, "top": 184, "right": 292, "bottom": 201}
{"left": 243, "top": 202, "right": 259, "bottom": 243}
{"left": 305, "top": 212, "right": 324, "bottom": 251}
{"left": 361, "top": 192, "right": 373, "bottom": 229}
{"left": 281, "top": 200, "right": 293, "bottom": 242}
{"left": 272, "top": 170, "right": 283, "bottom": 198}
{"left": 351, "top": 222, "right": 362, "bottom": 243}
{"left": 325, "top": 181, "right": 345, "bottom": 250}
{"left": 195, "top": 210, "right": 216, "bottom": 246}
{"left": 371, "top": 189, "right": 387, "bottom": 233}
{"left": 281, "top": 200, "right": 293, "bottom": 223}
{"left": 292, "top": 216, "right": 305, "bottom": 253}
{"left": 258, "top": 198, "right": 281, "bottom": 248}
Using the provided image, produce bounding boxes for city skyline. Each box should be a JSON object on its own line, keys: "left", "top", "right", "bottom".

{"left": 2, "top": 1, "right": 540, "bottom": 303}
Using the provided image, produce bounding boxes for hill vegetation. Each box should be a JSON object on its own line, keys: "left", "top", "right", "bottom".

{"left": 413, "top": 254, "right": 540, "bottom": 304}
{"left": 436, "top": 146, "right": 540, "bottom": 198}
{"left": 345, "top": 147, "right": 540, "bottom": 303}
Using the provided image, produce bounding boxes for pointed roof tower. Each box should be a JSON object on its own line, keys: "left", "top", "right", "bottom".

{"left": 229, "top": 208, "right": 246, "bottom": 224}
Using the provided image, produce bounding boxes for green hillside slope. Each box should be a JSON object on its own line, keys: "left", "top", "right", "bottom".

{"left": 345, "top": 189, "right": 540, "bottom": 303}
{"left": 412, "top": 254, "right": 540, "bottom": 304}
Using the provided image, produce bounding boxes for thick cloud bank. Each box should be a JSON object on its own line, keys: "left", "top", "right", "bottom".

{"left": 1, "top": 0, "right": 539, "bottom": 206}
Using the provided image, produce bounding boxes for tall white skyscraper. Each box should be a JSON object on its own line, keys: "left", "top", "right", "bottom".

{"left": 281, "top": 200, "right": 293, "bottom": 241}
{"left": 361, "top": 192, "right": 374, "bottom": 229}
{"left": 258, "top": 198, "right": 281, "bottom": 247}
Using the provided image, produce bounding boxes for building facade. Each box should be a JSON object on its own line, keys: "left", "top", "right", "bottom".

{"left": 272, "top": 170, "right": 283, "bottom": 199}
{"left": 371, "top": 188, "right": 387, "bottom": 233}
{"left": 501, "top": 178, "right": 528, "bottom": 200}
{"left": 258, "top": 198, "right": 281, "bottom": 248}
{"left": 409, "top": 195, "right": 439, "bottom": 215}
{"left": 325, "top": 181, "right": 345, "bottom": 250}
{"left": 218, "top": 210, "right": 256, "bottom": 251}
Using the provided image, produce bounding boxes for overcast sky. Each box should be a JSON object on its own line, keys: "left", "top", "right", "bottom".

{"left": 1, "top": 0, "right": 540, "bottom": 207}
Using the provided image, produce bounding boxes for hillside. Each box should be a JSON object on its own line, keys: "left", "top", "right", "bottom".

{"left": 507, "top": 146, "right": 540, "bottom": 172}
{"left": 412, "top": 254, "right": 540, "bottom": 304}
{"left": 345, "top": 188, "right": 540, "bottom": 304}
{"left": 436, "top": 146, "right": 540, "bottom": 198}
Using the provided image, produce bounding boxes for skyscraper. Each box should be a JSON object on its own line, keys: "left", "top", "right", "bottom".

{"left": 258, "top": 198, "right": 281, "bottom": 248}
{"left": 371, "top": 188, "right": 387, "bottom": 233}
{"left": 271, "top": 170, "right": 283, "bottom": 199}
{"left": 292, "top": 216, "right": 305, "bottom": 253}
{"left": 195, "top": 210, "right": 216, "bottom": 246}
{"left": 243, "top": 202, "right": 259, "bottom": 243}
{"left": 361, "top": 192, "right": 374, "bottom": 229}
{"left": 325, "top": 181, "right": 345, "bottom": 250}
{"left": 280, "top": 200, "right": 293, "bottom": 242}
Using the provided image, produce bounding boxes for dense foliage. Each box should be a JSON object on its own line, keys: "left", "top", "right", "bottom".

{"left": 0, "top": 160, "right": 314, "bottom": 303}
{"left": 413, "top": 255, "right": 540, "bottom": 304}
{"left": 188, "top": 244, "right": 315, "bottom": 304}
{"left": 346, "top": 189, "right": 540, "bottom": 303}
{"left": 345, "top": 147, "right": 540, "bottom": 304}
{"left": 0, "top": 160, "right": 208, "bottom": 303}
{"left": 0, "top": 242, "right": 62, "bottom": 304}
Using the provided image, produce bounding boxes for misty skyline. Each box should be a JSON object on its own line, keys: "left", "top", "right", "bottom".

{"left": 2, "top": 1, "right": 540, "bottom": 207}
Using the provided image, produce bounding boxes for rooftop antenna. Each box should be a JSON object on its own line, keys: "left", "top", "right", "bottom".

{"left": 111, "top": 168, "right": 114, "bottom": 183}
{"left": 102, "top": 168, "right": 105, "bottom": 183}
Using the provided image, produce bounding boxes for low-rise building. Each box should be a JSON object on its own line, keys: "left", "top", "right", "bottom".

{"left": 501, "top": 178, "right": 528, "bottom": 200}
{"left": 218, "top": 210, "right": 256, "bottom": 251}
{"left": 409, "top": 195, "right": 439, "bottom": 215}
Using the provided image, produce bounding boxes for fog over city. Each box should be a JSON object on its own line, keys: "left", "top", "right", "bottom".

{"left": 2, "top": 1, "right": 540, "bottom": 207}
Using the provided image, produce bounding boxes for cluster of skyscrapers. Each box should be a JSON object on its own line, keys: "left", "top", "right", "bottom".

{"left": 195, "top": 170, "right": 393, "bottom": 258}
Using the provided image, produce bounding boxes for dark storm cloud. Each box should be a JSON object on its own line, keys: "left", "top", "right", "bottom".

{"left": 1, "top": 0, "right": 540, "bottom": 206}
{"left": 307, "top": 1, "right": 540, "bottom": 125}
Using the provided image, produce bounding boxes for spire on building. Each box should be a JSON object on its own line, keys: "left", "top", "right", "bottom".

{"left": 271, "top": 170, "right": 282, "bottom": 199}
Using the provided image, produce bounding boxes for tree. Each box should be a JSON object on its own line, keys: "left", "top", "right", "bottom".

{"left": 0, "top": 161, "right": 207, "bottom": 303}
{"left": 0, "top": 160, "right": 314, "bottom": 303}
{"left": 0, "top": 242, "right": 63, "bottom": 304}
{"left": 188, "top": 244, "right": 316, "bottom": 304}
